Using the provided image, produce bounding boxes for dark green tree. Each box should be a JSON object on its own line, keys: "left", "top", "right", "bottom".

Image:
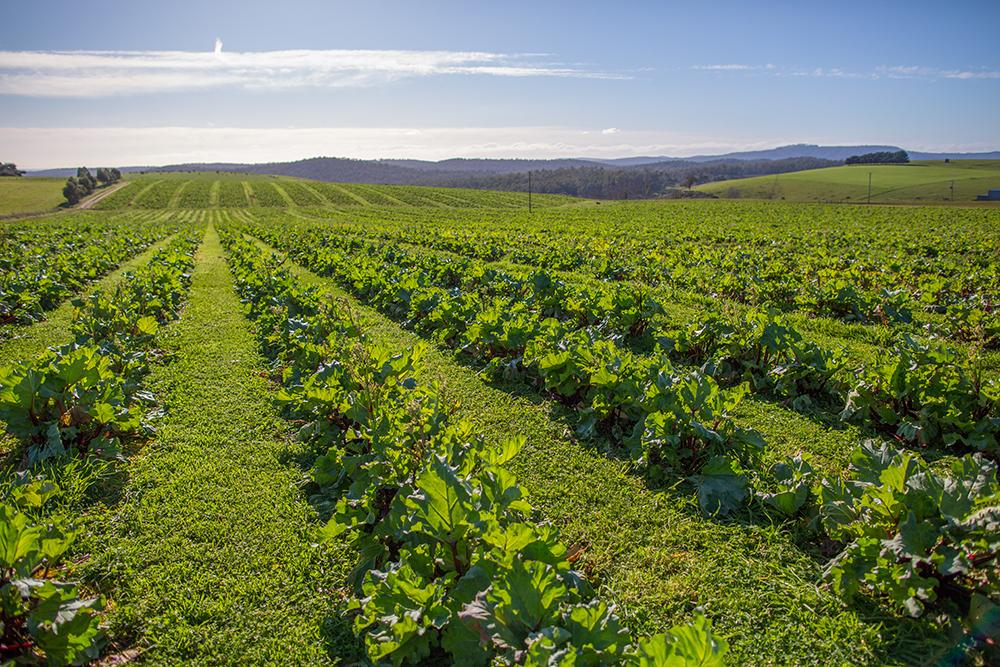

{"left": 62, "top": 177, "right": 86, "bottom": 204}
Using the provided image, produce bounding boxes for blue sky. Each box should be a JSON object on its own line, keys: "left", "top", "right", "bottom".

{"left": 2, "top": 0, "right": 998, "bottom": 168}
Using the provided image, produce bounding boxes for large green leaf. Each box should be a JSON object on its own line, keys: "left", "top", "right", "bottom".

{"left": 690, "top": 456, "right": 748, "bottom": 517}
{"left": 406, "top": 458, "right": 474, "bottom": 542}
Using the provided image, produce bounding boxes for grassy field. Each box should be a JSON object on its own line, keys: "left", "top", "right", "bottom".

{"left": 94, "top": 171, "right": 577, "bottom": 210}
{"left": 0, "top": 182, "right": 997, "bottom": 665}
{"left": 697, "top": 159, "right": 1000, "bottom": 203}
{"left": 0, "top": 176, "right": 67, "bottom": 216}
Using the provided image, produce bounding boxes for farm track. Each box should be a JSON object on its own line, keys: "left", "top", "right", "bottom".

{"left": 92, "top": 222, "right": 353, "bottom": 664}
{"left": 295, "top": 180, "right": 335, "bottom": 206}
{"left": 249, "top": 234, "right": 943, "bottom": 666}
{"left": 78, "top": 181, "right": 131, "bottom": 209}
{"left": 269, "top": 181, "right": 297, "bottom": 206}
{"left": 329, "top": 182, "right": 371, "bottom": 205}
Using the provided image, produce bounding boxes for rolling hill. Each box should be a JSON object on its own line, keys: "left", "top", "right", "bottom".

{"left": 0, "top": 176, "right": 68, "bottom": 216}
{"left": 27, "top": 144, "right": 1000, "bottom": 179}
{"left": 696, "top": 160, "right": 1000, "bottom": 203}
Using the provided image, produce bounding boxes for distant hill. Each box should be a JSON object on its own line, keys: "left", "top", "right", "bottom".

{"left": 689, "top": 144, "right": 904, "bottom": 162}
{"left": 27, "top": 157, "right": 601, "bottom": 179}
{"left": 588, "top": 145, "right": 1000, "bottom": 164}
{"left": 27, "top": 144, "right": 1000, "bottom": 180}
{"left": 585, "top": 156, "right": 684, "bottom": 167}
{"left": 908, "top": 150, "right": 1000, "bottom": 160}
{"left": 378, "top": 158, "right": 597, "bottom": 173}
{"left": 697, "top": 160, "right": 1000, "bottom": 203}
{"left": 23, "top": 143, "right": 1000, "bottom": 200}
{"left": 424, "top": 158, "right": 838, "bottom": 199}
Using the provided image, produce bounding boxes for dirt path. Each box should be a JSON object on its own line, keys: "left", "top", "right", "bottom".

{"left": 79, "top": 180, "right": 129, "bottom": 209}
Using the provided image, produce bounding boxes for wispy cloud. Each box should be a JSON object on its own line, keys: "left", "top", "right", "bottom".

{"left": 693, "top": 64, "right": 755, "bottom": 71}
{"left": 0, "top": 47, "right": 626, "bottom": 97}
{"left": 693, "top": 63, "right": 1000, "bottom": 81}
{"left": 692, "top": 63, "right": 776, "bottom": 72}
{"left": 876, "top": 65, "right": 1000, "bottom": 80}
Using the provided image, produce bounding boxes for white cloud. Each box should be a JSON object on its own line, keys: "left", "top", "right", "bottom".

{"left": 877, "top": 65, "right": 1000, "bottom": 80}
{"left": 2, "top": 126, "right": 785, "bottom": 169}
{"left": 601, "top": 127, "right": 620, "bottom": 135}
{"left": 694, "top": 63, "right": 1000, "bottom": 81}
{"left": 0, "top": 48, "right": 626, "bottom": 97}
{"left": 692, "top": 64, "right": 756, "bottom": 71}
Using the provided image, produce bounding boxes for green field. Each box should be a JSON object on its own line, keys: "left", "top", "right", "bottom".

{"left": 0, "top": 176, "right": 67, "bottom": 216}
{"left": 697, "top": 160, "right": 1000, "bottom": 203}
{"left": 0, "top": 179, "right": 998, "bottom": 666}
{"left": 94, "top": 171, "right": 577, "bottom": 210}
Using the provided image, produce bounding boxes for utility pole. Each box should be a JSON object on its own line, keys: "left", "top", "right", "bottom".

{"left": 528, "top": 170, "right": 533, "bottom": 212}
{"left": 867, "top": 172, "right": 872, "bottom": 205}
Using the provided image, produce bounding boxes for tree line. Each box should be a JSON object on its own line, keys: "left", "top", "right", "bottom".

{"left": 429, "top": 157, "right": 837, "bottom": 199}
{"left": 63, "top": 167, "right": 122, "bottom": 204}
{"left": 0, "top": 162, "right": 26, "bottom": 177}
{"left": 845, "top": 150, "right": 910, "bottom": 165}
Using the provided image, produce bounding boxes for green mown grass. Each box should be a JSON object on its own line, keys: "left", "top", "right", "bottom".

{"left": 0, "top": 176, "right": 68, "bottom": 216}
{"left": 87, "top": 222, "right": 357, "bottom": 664}
{"left": 698, "top": 160, "right": 1000, "bottom": 204}
{"left": 252, "top": 235, "right": 952, "bottom": 666}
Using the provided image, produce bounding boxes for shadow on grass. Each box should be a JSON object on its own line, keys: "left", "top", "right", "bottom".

{"left": 431, "top": 342, "right": 982, "bottom": 663}
{"left": 271, "top": 413, "right": 370, "bottom": 664}
{"left": 266, "top": 240, "right": 984, "bottom": 665}
{"left": 0, "top": 432, "right": 143, "bottom": 520}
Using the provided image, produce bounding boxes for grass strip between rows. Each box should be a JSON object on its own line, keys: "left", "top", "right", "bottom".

{"left": 0, "top": 227, "right": 182, "bottom": 370}
{"left": 222, "top": 229, "right": 731, "bottom": 665}
{"left": 0, "top": 225, "right": 202, "bottom": 664}
{"left": 241, "top": 233, "right": 953, "bottom": 666}
{"left": 87, "top": 222, "right": 349, "bottom": 664}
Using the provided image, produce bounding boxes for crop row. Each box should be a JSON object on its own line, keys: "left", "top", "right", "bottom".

{"left": 134, "top": 180, "right": 184, "bottom": 209}
{"left": 274, "top": 180, "right": 325, "bottom": 206}
{"left": 217, "top": 181, "right": 250, "bottom": 207}
{"left": 92, "top": 181, "right": 144, "bottom": 209}
{"left": 228, "top": 218, "right": 1000, "bottom": 638}
{"left": 241, "top": 217, "right": 999, "bottom": 460}
{"left": 301, "top": 181, "right": 364, "bottom": 206}
{"left": 176, "top": 179, "right": 215, "bottom": 208}
{"left": 93, "top": 178, "right": 576, "bottom": 210}
{"left": 249, "top": 180, "right": 289, "bottom": 207}
{"left": 0, "top": 230, "right": 201, "bottom": 664}
{"left": 0, "top": 214, "right": 179, "bottom": 327}
{"left": 319, "top": 203, "right": 999, "bottom": 346}
{"left": 220, "top": 229, "right": 728, "bottom": 665}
